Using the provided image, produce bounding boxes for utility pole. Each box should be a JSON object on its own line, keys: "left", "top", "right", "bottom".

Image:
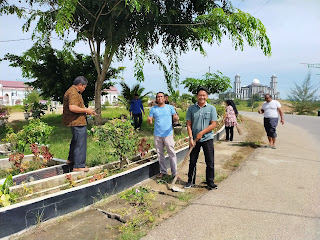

{"left": 300, "top": 63, "right": 320, "bottom": 69}
{"left": 300, "top": 63, "right": 320, "bottom": 75}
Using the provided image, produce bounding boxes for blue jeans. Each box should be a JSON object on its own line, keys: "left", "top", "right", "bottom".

{"left": 188, "top": 139, "right": 215, "bottom": 184}
{"left": 68, "top": 126, "right": 87, "bottom": 168}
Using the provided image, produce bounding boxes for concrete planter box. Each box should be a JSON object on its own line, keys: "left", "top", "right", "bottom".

{"left": 0, "top": 155, "right": 67, "bottom": 185}
{"left": 0, "top": 126, "right": 225, "bottom": 238}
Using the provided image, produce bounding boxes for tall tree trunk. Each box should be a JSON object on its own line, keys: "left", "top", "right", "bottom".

{"left": 94, "top": 48, "right": 115, "bottom": 125}
{"left": 94, "top": 74, "right": 104, "bottom": 125}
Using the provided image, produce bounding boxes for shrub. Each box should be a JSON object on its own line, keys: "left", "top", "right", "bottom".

{"left": 31, "top": 102, "right": 48, "bottom": 118}
{"left": 215, "top": 105, "right": 225, "bottom": 118}
{"left": 90, "top": 119, "right": 138, "bottom": 168}
{"left": 0, "top": 105, "right": 10, "bottom": 119}
{"left": 3, "top": 119, "right": 54, "bottom": 153}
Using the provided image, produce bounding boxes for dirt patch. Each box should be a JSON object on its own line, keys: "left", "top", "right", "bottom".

{"left": 12, "top": 116, "right": 265, "bottom": 240}
{"left": 278, "top": 100, "right": 294, "bottom": 113}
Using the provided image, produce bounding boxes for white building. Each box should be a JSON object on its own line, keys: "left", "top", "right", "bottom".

{"left": 101, "top": 86, "right": 119, "bottom": 104}
{"left": 234, "top": 74, "right": 280, "bottom": 100}
{"left": 0, "top": 80, "right": 119, "bottom": 106}
{"left": 0, "top": 80, "right": 32, "bottom": 106}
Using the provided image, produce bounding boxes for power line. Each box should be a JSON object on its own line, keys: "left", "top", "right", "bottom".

{"left": 0, "top": 38, "right": 32, "bottom": 42}
{"left": 0, "top": 37, "right": 62, "bottom": 43}
{"left": 253, "top": 0, "right": 272, "bottom": 15}
{"left": 237, "top": 0, "right": 245, "bottom": 8}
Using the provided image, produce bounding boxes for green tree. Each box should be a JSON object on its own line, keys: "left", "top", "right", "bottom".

{"left": 24, "top": 90, "right": 40, "bottom": 105}
{"left": 3, "top": 41, "right": 123, "bottom": 106}
{"left": 288, "top": 73, "right": 319, "bottom": 115}
{"left": 117, "top": 82, "right": 151, "bottom": 111}
{"left": 2, "top": 0, "right": 272, "bottom": 123}
{"left": 182, "top": 71, "right": 232, "bottom": 94}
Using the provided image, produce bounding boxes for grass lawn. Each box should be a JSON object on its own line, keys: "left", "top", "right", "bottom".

{"left": 235, "top": 100, "right": 264, "bottom": 112}
{"left": 0, "top": 107, "right": 188, "bottom": 168}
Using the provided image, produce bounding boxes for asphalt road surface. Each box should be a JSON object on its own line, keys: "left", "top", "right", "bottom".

{"left": 143, "top": 112, "right": 320, "bottom": 240}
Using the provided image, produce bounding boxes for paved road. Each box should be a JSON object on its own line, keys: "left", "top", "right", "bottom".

{"left": 242, "top": 111, "right": 320, "bottom": 143}
{"left": 143, "top": 113, "right": 320, "bottom": 240}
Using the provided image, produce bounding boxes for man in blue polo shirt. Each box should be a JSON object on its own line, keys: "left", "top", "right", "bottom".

{"left": 185, "top": 87, "right": 218, "bottom": 189}
{"left": 130, "top": 94, "right": 145, "bottom": 130}
{"left": 148, "top": 92, "right": 179, "bottom": 178}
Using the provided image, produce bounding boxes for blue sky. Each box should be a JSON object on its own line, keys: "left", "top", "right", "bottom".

{"left": 0, "top": 0, "right": 319, "bottom": 99}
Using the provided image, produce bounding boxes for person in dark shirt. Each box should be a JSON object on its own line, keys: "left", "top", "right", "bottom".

{"left": 63, "top": 76, "right": 96, "bottom": 172}
{"left": 130, "top": 94, "right": 145, "bottom": 130}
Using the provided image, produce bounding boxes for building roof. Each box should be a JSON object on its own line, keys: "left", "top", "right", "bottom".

{"left": 103, "top": 86, "right": 119, "bottom": 93}
{"left": 0, "top": 80, "right": 31, "bottom": 89}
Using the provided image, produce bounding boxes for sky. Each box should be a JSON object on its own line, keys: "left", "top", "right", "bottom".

{"left": 0, "top": 0, "right": 320, "bottom": 99}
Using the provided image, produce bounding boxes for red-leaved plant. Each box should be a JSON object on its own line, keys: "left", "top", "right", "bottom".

{"left": 8, "top": 153, "right": 25, "bottom": 173}
{"left": 138, "top": 138, "right": 151, "bottom": 157}
{"left": 30, "top": 143, "right": 54, "bottom": 163}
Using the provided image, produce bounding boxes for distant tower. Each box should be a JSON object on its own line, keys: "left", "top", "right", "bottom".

{"left": 234, "top": 74, "right": 241, "bottom": 99}
{"left": 270, "top": 74, "right": 278, "bottom": 99}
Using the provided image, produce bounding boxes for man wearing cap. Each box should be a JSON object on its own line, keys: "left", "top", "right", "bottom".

{"left": 63, "top": 76, "right": 96, "bottom": 172}
{"left": 185, "top": 87, "right": 218, "bottom": 189}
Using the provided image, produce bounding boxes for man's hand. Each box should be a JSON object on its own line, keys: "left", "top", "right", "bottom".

{"left": 189, "top": 138, "right": 195, "bottom": 147}
{"left": 147, "top": 116, "right": 153, "bottom": 125}
{"left": 130, "top": 112, "right": 132, "bottom": 117}
{"left": 87, "top": 108, "right": 96, "bottom": 115}
{"left": 281, "top": 119, "right": 284, "bottom": 125}
{"left": 172, "top": 113, "right": 179, "bottom": 121}
{"left": 195, "top": 132, "right": 203, "bottom": 142}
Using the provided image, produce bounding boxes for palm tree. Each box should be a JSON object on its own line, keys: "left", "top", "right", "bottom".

{"left": 118, "top": 82, "right": 152, "bottom": 111}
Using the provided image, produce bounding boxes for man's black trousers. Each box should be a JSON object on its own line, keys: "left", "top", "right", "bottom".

{"left": 188, "top": 139, "right": 215, "bottom": 185}
{"left": 133, "top": 112, "right": 143, "bottom": 130}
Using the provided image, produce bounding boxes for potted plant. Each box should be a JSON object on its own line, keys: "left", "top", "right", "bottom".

{"left": 0, "top": 105, "right": 9, "bottom": 126}
{"left": 23, "top": 104, "right": 30, "bottom": 120}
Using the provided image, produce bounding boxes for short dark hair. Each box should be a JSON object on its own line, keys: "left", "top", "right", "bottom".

{"left": 265, "top": 94, "right": 272, "bottom": 98}
{"left": 73, "top": 76, "right": 88, "bottom": 86}
{"left": 155, "top": 92, "right": 165, "bottom": 104}
{"left": 196, "top": 86, "right": 209, "bottom": 94}
{"left": 134, "top": 93, "right": 139, "bottom": 97}
{"left": 156, "top": 92, "right": 165, "bottom": 98}
{"left": 164, "top": 93, "right": 168, "bottom": 97}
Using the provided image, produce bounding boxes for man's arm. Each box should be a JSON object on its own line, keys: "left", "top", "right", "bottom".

{"left": 187, "top": 120, "right": 195, "bottom": 147}
{"left": 129, "top": 102, "right": 133, "bottom": 116}
{"left": 140, "top": 100, "right": 145, "bottom": 114}
{"left": 195, "top": 121, "right": 217, "bottom": 142}
{"left": 278, "top": 107, "right": 284, "bottom": 124}
{"left": 69, "top": 105, "right": 96, "bottom": 115}
{"left": 172, "top": 113, "right": 179, "bottom": 121}
{"left": 147, "top": 116, "right": 153, "bottom": 125}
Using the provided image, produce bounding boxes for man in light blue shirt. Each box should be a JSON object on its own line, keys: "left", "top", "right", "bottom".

{"left": 148, "top": 92, "right": 179, "bottom": 178}
{"left": 185, "top": 87, "right": 218, "bottom": 189}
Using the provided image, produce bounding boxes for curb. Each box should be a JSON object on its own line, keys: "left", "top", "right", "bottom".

{"left": 0, "top": 126, "right": 225, "bottom": 238}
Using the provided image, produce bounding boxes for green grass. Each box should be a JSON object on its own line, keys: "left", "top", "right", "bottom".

{"left": 235, "top": 100, "right": 263, "bottom": 112}
{"left": 0, "top": 107, "right": 188, "bottom": 168}
{"left": 177, "top": 192, "right": 192, "bottom": 202}
{"left": 7, "top": 105, "right": 24, "bottom": 113}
